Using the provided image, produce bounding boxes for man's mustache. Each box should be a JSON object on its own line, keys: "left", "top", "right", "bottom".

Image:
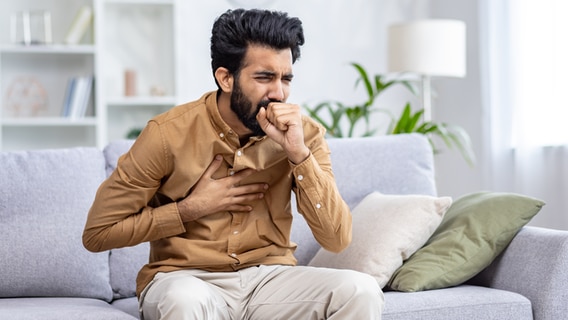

{"left": 258, "top": 99, "right": 282, "bottom": 109}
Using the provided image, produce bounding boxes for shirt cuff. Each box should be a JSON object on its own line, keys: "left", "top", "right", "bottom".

{"left": 156, "top": 202, "right": 186, "bottom": 238}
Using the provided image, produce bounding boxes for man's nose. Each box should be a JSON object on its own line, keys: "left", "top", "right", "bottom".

{"left": 267, "top": 81, "right": 285, "bottom": 102}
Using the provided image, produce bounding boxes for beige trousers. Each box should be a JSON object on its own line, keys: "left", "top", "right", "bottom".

{"left": 139, "top": 265, "right": 384, "bottom": 320}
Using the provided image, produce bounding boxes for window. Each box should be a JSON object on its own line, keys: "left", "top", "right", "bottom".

{"left": 511, "top": 0, "right": 568, "bottom": 147}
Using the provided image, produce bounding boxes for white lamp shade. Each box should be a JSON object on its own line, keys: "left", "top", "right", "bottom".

{"left": 388, "top": 20, "right": 466, "bottom": 77}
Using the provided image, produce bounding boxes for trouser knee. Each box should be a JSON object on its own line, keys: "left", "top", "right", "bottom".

{"left": 334, "top": 270, "right": 384, "bottom": 312}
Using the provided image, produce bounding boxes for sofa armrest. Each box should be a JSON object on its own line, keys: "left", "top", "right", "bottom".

{"left": 470, "top": 226, "right": 568, "bottom": 320}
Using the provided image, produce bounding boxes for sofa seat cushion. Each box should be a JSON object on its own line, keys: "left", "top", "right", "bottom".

{"left": 0, "top": 147, "right": 112, "bottom": 301}
{"left": 383, "top": 285, "right": 532, "bottom": 320}
{"left": 111, "top": 297, "right": 140, "bottom": 319}
{"left": 0, "top": 298, "right": 137, "bottom": 320}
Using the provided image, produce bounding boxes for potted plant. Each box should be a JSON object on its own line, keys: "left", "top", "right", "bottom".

{"left": 304, "top": 63, "right": 475, "bottom": 166}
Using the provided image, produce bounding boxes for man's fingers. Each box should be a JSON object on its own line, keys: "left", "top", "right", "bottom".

{"left": 203, "top": 154, "right": 223, "bottom": 179}
{"left": 226, "top": 190, "right": 267, "bottom": 212}
{"left": 232, "top": 183, "right": 268, "bottom": 194}
{"left": 263, "top": 103, "right": 303, "bottom": 132}
{"left": 257, "top": 107, "right": 269, "bottom": 126}
{"left": 226, "top": 204, "right": 254, "bottom": 212}
{"left": 232, "top": 168, "right": 257, "bottom": 181}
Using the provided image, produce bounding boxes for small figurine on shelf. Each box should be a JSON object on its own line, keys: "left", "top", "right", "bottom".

{"left": 150, "top": 85, "right": 166, "bottom": 97}
{"left": 124, "top": 69, "right": 136, "bottom": 97}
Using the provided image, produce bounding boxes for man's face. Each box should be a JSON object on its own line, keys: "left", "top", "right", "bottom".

{"left": 229, "top": 45, "right": 294, "bottom": 136}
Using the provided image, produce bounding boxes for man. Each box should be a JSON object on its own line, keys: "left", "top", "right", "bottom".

{"left": 83, "top": 8, "right": 383, "bottom": 320}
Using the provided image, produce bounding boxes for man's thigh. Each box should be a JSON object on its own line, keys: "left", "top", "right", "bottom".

{"left": 246, "top": 266, "right": 383, "bottom": 320}
{"left": 140, "top": 270, "right": 232, "bottom": 320}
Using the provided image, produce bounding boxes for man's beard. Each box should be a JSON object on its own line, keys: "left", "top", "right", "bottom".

{"left": 230, "top": 82, "right": 277, "bottom": 137}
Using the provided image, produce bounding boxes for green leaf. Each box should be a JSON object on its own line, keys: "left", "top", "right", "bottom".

{"left": 351, "top": 62, "right": 374, "bottom": 102}
{"left": 392, "top": 103, "right": 413, "bottom": 134}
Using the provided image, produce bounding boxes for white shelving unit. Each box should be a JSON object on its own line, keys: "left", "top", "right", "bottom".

{"left": 0, "top": 0, "right": 179, "bottom": 151}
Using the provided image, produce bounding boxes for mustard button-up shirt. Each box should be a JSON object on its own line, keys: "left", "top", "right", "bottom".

{"left": 83, "top": 91, "right": 352, "bottom": 297}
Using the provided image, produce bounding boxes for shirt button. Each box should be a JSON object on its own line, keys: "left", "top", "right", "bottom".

{"left": 316, "top": 203, "right": 322, "bottom": 209}
{"left": 231, "top": 253, "right": 237, "bottom": 258}
{"left": 219, "top": 132, "right": 225, "bottom": 138}
{"left": 237, "top": 150, "right": 242, "bottom": 157}
{"left": 232, "top": 230, "right": 239, "bottom": 235}
{"left": 297, "top": 175, "right": 304, "bottom": 181}
{"left": 229, "top": 170, "right": 235, "bottom": 176}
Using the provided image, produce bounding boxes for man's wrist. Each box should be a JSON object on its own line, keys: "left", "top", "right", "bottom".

{"left": 289, "top": 147, "right": 310, "bottom": 165}
{"left": 177, "top": 200, "right": 197, "bottom": 222}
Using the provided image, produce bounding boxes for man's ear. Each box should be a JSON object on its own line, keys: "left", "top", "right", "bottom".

{"left": 214, "top": 67, "right": 234, "bottom": 93}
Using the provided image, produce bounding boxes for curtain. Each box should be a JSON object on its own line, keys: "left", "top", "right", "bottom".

{"left": 480, "top": 0, "right": 568, "bottom": 230}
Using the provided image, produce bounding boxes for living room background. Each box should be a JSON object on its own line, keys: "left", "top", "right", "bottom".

{"left": 1, "top": 0, "right": 566, "bottom": 230}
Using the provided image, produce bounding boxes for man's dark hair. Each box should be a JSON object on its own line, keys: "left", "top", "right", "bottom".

{"left": 210, "top": 8, "right": 305, "bottom": 88}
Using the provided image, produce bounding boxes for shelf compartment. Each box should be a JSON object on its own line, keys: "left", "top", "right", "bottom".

{"left": 1, "top": 53, "right": 94, "bottom": 118}
{"left": 100, "top": 1, "right": 175, "bottom": 99}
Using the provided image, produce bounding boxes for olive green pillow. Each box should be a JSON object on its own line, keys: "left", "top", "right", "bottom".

{"left": 388, "top": 191, "right": 545, "bottom": 292}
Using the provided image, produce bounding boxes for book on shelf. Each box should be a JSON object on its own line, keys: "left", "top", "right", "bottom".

{"left": 62, "top": 76, "right": 93, "bottom": 119}
{"left": 64, "top": 6, "right": 93, "bottom": 45}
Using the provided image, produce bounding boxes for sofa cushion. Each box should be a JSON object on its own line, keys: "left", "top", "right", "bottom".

{"left": 103, "top": 139, "right": 134, "bottom": 176}
{"left": 110, "top": 243, "right": 149, "bottom": 299}
{"left": 0, "top": 147, "right": 113, "bottom": 301}
{"left": 111, "top": 297, "right": 141, "bottom": 319}
{"left": 292, "top": 134, "right": 437, "bottom": 265}
{"left": 308, "top": 192, "right": 451, "bottom": 288}
{"left": 383, "top": 285, "right": 532, "bottom": 320}
{"left": 328, "top": 134, "right": 437, "bottom": 208}
{"left": 388, "top": 191, "right": 545, "bottom": 292}
{"left": 0, "top": 298, "right": 137, "bottom": 320}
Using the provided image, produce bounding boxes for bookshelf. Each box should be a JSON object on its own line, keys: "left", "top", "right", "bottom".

{"left": 0, "top": 0, "right": 179, "bottom": 151}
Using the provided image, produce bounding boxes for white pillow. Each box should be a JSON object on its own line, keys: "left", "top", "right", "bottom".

{"left": 308, "top": 192, "right": 452, "bottom": 288}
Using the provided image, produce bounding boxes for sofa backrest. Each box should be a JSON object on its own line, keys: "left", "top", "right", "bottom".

{"left": 0, "top": 147, "right": 114, "bottom": 302}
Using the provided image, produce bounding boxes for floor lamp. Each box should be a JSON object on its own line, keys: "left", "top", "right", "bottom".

{"left": 387, "top": 20, "right": 466, "bottom": 122}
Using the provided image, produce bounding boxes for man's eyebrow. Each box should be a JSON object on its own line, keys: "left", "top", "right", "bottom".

{"left": 254, "top": 71, "right": 276, "bottom": 77}
{"left": 253, "top": 71, "right": 294, "bottom": 79}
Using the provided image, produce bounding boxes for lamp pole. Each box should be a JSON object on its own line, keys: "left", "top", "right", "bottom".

{"left": 421, "top": 74, "right": 432, "bottom": 123}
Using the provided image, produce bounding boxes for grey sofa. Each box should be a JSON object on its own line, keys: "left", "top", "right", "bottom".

{"left": 0, "top": 133, "right": 566, "bottom": 319}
